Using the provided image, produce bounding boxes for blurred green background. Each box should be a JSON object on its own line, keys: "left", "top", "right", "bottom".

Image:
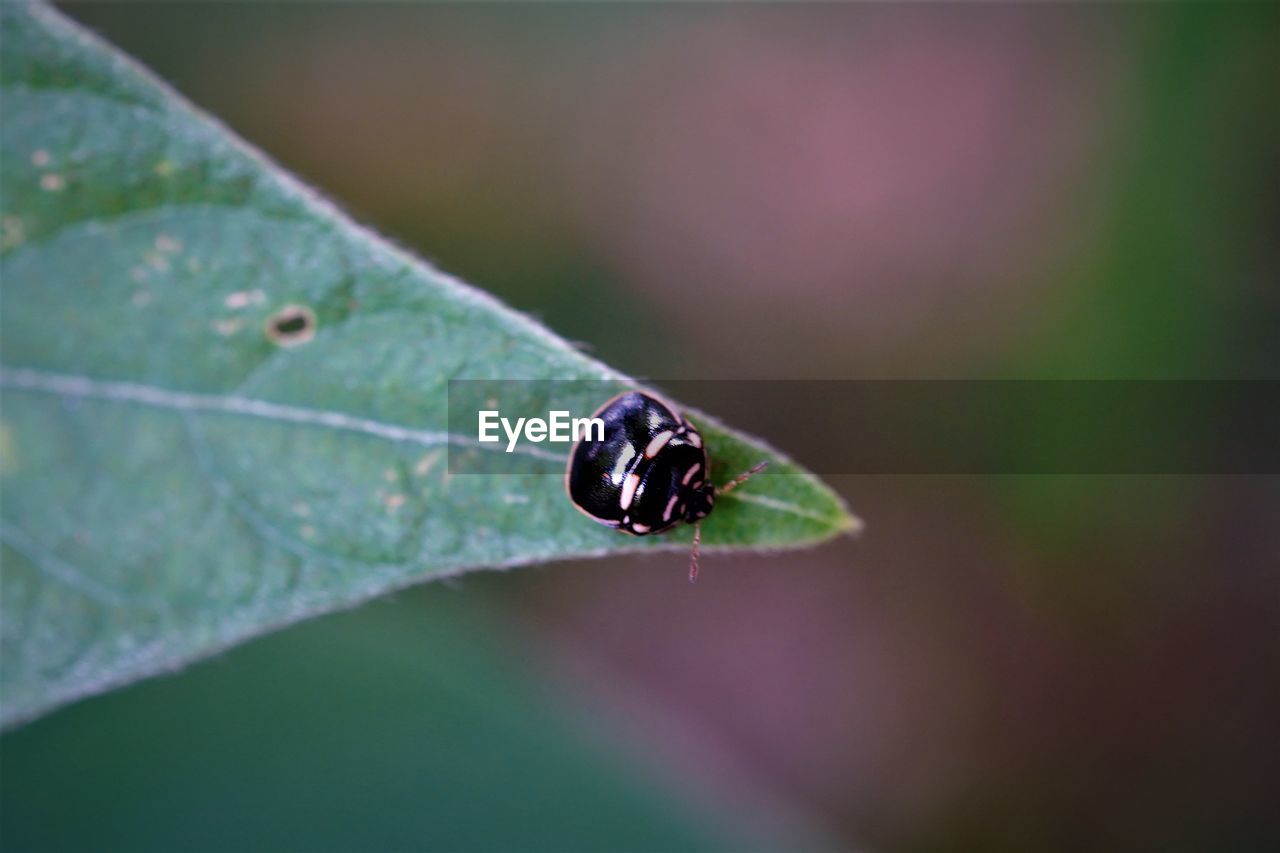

{"left": 3, "top": 2, "right": 1278, "bottom": 851}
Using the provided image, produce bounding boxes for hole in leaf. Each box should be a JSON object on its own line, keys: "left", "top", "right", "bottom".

{"left": 264, "top": 304, "right": 316, "bottom": 347}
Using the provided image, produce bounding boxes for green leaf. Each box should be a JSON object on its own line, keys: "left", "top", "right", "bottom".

{"left": 0, "top": 1, "right": 857, "bottom": 728}
{"left": 0, "top": 587, "right": 745, "bottom": 852}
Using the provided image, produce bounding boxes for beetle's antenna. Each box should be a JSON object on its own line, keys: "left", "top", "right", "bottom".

{"left": 689, "top": 523, "right": 702, "bottom": 584}
{"left": 718, "top": 460, "right": 768, "bottom": 495}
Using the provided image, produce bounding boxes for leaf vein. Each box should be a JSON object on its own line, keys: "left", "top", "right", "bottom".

{"left": 0, "top": 521, "right": 160, "bottom": 609}
{"left": 0, "top": 366, "right": 565, "bottom": 463}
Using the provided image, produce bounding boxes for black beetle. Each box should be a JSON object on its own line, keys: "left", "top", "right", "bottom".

{"left": 566, "top": 391, "right": 766, "bottom": 582}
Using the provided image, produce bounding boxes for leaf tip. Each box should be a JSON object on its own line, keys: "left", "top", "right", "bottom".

{"left": 836, "top": 508, "right": 865, "bottom": 538}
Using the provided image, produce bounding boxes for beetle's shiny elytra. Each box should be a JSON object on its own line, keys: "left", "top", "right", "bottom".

{"left": 565, "top": 391, "right": 767, "bottom": 582}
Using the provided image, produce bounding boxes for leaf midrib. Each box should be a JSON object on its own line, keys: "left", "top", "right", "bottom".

{"left": 0, "top": 365, "right": 564, "bottom": 461}
{"left": 0, "top": 365, "right": 847, "bottom": 528}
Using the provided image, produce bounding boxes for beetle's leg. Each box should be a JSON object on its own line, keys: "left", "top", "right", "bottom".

{"left": 718, "top": 460, "right": 768, "bottom": 495}
{"left": 688, "top": 523, "right": 702, "bottom": 584}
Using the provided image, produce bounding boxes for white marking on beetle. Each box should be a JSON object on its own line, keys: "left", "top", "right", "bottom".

{"left": 681, "top": 463, "right": 701, "bottom": 486}
{"left": 663, "top": 493, "right": 680, "bottom": 523}
{"left": 685, "top": 430, "right": 702, "bottom": 449}
{"left": 610, "top": 443, "right": 636, "bottom": 485}
{"left": 631, "top": 522, "right": 650, "bottom": 534}
{"left": 644, "top": 430, "right": 674, "bottom": 459}
{"left": 619, "top": 472, "right": 641, "bottom": 510}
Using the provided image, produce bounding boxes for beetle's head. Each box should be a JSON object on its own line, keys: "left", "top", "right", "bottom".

{"left": 684, "top": 483, "right": 715, "bottom": 522}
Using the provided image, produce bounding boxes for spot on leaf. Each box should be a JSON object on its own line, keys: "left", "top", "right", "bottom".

{"left": 264, "top": 304, "right": 317, "bottom": 347}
